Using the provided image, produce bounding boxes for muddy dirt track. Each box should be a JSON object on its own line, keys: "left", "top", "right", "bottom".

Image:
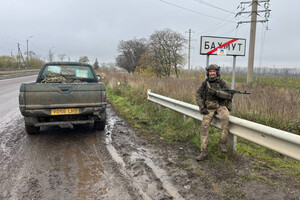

{"left": 0, "top": 76, "right": 183, "bottom": 200}
{"left": 0, "top": 75, "right": 299, "bottom": 200}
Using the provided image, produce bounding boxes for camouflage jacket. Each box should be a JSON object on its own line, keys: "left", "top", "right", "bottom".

{"left": 195, "top": 77, "right": 232, "bottom": 109}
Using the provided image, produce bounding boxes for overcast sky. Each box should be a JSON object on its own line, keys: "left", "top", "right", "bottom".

{"left": 0, "top": 0, "right": 299, "bottom": 69}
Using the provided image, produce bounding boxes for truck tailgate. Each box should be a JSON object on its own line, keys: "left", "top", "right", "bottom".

{"left": 20, "top": 83, "right": 106, "bottom": 109}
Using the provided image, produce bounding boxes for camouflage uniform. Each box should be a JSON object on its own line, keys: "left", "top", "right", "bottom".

{"left": 195, "top": 64, "right": 232, "bottom": 160}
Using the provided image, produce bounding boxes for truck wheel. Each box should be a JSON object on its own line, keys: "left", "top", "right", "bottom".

{"left": 25, "top": 125, "right": 40, "bottom": 135}
{"left": 94, "top": 120, "right": 106, "bottom": 130}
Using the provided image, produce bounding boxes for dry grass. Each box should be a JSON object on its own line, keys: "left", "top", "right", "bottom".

{"left": 102, "top": 71, "right": 300, "bottom": 133}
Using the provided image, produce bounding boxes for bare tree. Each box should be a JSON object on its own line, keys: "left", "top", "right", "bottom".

{"left": 58, "top": 54, "right": 66, "bottom": 61}
{"left": 138, "top": 51, "right": 164, "bottom": 77}
{"left": 116, "top": 38, "right": 148, "bottom": 73}
{"left": 79, "top": 56, "right": 89, "bottom": 63}
{"left": 148, "top": 29, "right": 186, "bottom": 78}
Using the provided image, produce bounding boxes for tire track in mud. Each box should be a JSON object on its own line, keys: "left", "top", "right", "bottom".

{"left": 0, "top": 74, "right": 184, "bottom": 199}
{"left": 105, "top": 105, "right": 185, "bottom": 200}
{"left": 3, "top": 126, "right": 139, "bottom": 200}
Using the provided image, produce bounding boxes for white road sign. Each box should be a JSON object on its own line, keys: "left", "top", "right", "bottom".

{"left": 200, "top": 36, "right": 246, "bottom": 56}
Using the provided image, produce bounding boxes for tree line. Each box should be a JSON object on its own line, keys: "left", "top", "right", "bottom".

{"left": 0, "top": 55, "right": 44, "bottom": 70}
{"left": 0, "top": 54, "right": 113, "bottom": 71}
{"left": 116, "top": 28, "right": 186, "bottom": 78}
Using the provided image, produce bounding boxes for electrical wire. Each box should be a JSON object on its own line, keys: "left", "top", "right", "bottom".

{"left": 191, "top": 0, "right": 236, "bottom": 14}
{"left": 202, "top": 13, "right": 250, "bottom": 36}
{"left": 222, "top": 22, "right": 247, "bottom": 37}
{"left": 199, "top": 4, "right": 241, "bottom": 35}
{"left": 200, "top": 15, "right": 236, "bottom": 35}
{"left": 259, "top": 24, "right": 268, "bottom": 67}
{"left": 157, "top": 0, "right": 236, "bottom": 23}
{"left": 28, "top": 41, "right": 50, "bottom": 54}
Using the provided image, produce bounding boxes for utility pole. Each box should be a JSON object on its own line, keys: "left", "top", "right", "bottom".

{"left": 17, "top": 43, "right": 27, "bottom": 69}
{"left": 49, "top": 47, "right": 55, "bottom": 62}
{"left": 26, "top": 36, "right": 33, "bottom": 65}
{"left": 237, "top": 0, "right": 270, "bottom": 86}
{"left": 247, "top": 0, "right": 257, "bottom": 86}
{"left": 27, "top": 40, "right": 29, "bottom": 64}
{"left": 17, "top": 43, "right": 21, "bottom": 68}
{"left": 49, "top": 49, "right": 52, "bottom": 62}
{"left": 188, "top": 29, "right": 191, "bottom": 75}
{"left": 186, "top": 29, "right": 195, "bottom": 75}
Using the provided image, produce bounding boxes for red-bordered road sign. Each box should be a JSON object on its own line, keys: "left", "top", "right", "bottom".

{"left": 200, "top": 36, "right": 246, "bottom": 56}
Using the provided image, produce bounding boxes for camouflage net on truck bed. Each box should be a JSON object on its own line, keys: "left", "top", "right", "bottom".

{"left": 41, "top": 74, "right": 87, "bottom": 84}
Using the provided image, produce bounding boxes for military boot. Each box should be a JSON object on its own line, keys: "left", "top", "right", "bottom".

{"left": 196, "top": 151, "right": 208, "bottom": 161}
{"left": 220, "top": 143, "right": 227, "bottom": 153}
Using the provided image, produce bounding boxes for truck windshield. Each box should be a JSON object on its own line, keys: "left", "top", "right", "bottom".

{"left": 40, "top": 65, "right": 96, "bottom": 82}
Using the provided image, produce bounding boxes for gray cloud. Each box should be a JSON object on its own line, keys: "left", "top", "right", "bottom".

{"left": 0, "top": 0, "right": 299, "bottom": 68}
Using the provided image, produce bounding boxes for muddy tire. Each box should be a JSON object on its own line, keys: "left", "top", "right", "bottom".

{"left": 25, "top": 125, "right": 40, "bottom": 135}
{"left": 94, "top": 120, "right": 106, "bottom": 130}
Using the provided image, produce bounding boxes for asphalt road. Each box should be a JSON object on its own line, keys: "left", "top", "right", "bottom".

{"left": 0, "top": 76, "right": 183, "bottom": 200}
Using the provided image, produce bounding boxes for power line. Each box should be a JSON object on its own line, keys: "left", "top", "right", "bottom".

{"left": 259, "top": 24, "right": 268, "bottom": 67}
{"left": 198, "top": 5, "right": 241, "bottom": 35}
{"left": 200, "top": 12, "right": 250, "bottom": 36}
{"left": 199, "top": 13, "right": 235, "bottom": 35}
{"left": 29, "top": 42, "right": 49, "bottom": 54}
{"left": 222, "top": 23, "right": 247, "bottom": 36}
{"left": 201, "top": 15, "right": 239, "bottom": 35}
{"left": 192, "top": 0, "right": 236, "bottom": 14}
{"left": 157, "top": 0, "right": 236, "bottom": 23}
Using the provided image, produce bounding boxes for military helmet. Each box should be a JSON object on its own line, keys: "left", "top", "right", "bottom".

{"left": 205, "top": 64, "right": 220, "bottom": 71}
{"left": 206, "top": 64, "right": 220, "bottom": 77}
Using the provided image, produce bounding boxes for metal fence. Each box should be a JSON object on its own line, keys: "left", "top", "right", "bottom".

{"left": 147, "top": 89, "right": 300, "bottom": 161}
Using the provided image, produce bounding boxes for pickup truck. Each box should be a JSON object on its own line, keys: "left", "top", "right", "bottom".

{"left": 19, "top": 62, "right": 107, "bottom": 134}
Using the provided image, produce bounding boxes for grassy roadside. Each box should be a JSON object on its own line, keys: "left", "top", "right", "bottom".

{"left": 221, "top": 74, "right": 300, "bottom": 89}
{"left": 107, "top": 84, "right": 300, "bottom": 184}
{"left": 102, "top": 71, "right": 300, "bottom": 135}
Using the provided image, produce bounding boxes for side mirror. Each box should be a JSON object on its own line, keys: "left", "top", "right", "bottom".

{"left": 97, "top": 75, "right": 101, "bottom": 81}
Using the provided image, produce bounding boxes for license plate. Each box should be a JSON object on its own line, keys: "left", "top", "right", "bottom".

{"left": 51, "top": 108, "right": 80, "bottom": 115}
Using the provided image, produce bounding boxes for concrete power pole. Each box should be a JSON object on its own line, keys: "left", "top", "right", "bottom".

{"left": 17, "top": 43, "right": 21, "bottom": 67}
{"left": 237, "top": 0, "right": 270, "bottom": 86}
{"left": 186, "top": 29, "right": 195, "bottom": 75}
{"left": 26, "top": 36, "right": 33, "bottom": 66}
{"left": 48, "top": 47, "right": 55, "bottom": 62}
{"left": 17, "top": 43, "right": 27, "bottom": 69}
{"left": 27, "top": 39, "right": 29, "bottom": 64}
{"left": 247, "top": 0, "right": 258, "bottom": 86}
{"left": 188, "top": 29, "right": 191, "bottom": 76}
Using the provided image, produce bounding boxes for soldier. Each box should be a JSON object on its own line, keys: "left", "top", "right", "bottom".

{"left": 195, "top": 64, "right": 232, "bottom": 161}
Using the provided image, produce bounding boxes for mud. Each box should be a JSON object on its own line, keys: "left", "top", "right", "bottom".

{"left": 0, "top": 74, "right": 185, "bottom": 200}
{"left": 106, "top": 104, "right": 300, "bottom": 200}
{"left": 105, "top": 107, "right": 184, "bottom": 200}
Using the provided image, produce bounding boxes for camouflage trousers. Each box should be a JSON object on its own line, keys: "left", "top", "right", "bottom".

{"left": 200, "top": 106, "right": 229, "bottom": 152}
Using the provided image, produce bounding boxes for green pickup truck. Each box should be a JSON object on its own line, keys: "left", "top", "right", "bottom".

{"left": 19, "top": 62, "right": 107, "bottom": 134}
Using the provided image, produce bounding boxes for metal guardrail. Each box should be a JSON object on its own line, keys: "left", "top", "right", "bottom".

{"left": 147, "top": 89, "right": 300, "bottom": 161}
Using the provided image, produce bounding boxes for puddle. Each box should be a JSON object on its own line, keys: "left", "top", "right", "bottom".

{"left": 105, "top": 117, "right": 126, "bottom": 168}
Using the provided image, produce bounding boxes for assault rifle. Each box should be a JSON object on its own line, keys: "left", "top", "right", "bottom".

{"left": 216, "top": 89, "right": 250, "bottom": 95}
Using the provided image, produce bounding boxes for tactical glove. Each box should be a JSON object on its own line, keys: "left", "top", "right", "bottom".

{"left": 200, "top": 107, "right": 209, "bottom": 115}
{"left": 207, "top": 88, "right": 217, "bottom": 95}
